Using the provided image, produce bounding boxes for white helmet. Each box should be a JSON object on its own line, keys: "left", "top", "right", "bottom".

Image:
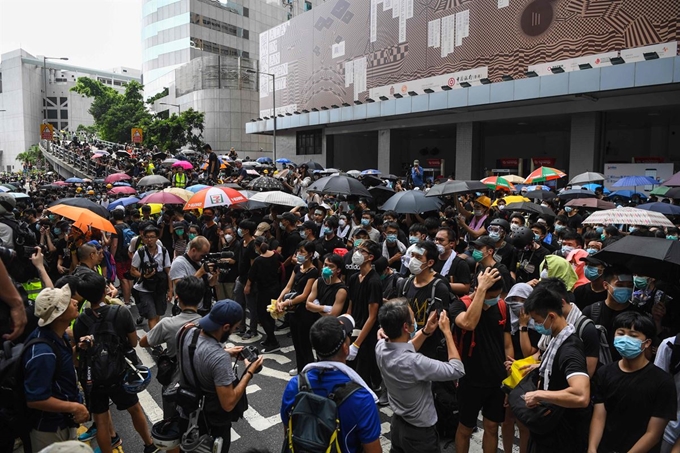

{"left": 151, "top": 419, "right": 182, "bottom": 450}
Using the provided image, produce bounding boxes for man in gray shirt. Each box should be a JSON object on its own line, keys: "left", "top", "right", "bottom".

{"left": 375, "top": 298, "right": 465, "bottom": 453}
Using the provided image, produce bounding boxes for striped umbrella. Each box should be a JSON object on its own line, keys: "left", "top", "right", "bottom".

{"left": 481, "top": 176, "right": 515, "bottom": 192}
{"left": 184, "top": 187, "right": 247, "bottom": 210}
{"left": 523, "top": 166, "right": 566, "bottom": 184}
{"left": 581, "top": 207, "right": 674, "bottom": 227}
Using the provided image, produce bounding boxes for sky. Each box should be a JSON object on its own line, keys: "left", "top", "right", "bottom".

{"left": 0, "top": 0, "right": 143, "bottom": 71}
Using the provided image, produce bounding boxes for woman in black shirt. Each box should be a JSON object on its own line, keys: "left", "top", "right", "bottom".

{"left": 246, "top": 236, "right": 282, "bottom": 352}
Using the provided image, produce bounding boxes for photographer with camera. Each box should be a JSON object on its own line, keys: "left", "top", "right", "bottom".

{"left": 169, "top": 236, "right": 218, "bottom": 315}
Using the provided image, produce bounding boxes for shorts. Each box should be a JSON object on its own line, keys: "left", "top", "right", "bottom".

{"left": 457, "top": 380, "right": 505, "bottom": 427}
{"left": 137, "top": 290, "right": 168, "bottom": 319}
{"left": 116, "top": 259, "right": 131, "bottom": 281}
{"left": 90, "top": 383, "right": 139, "bottom": 414}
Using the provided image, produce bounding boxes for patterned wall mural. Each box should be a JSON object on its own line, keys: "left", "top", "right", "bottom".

{"left": 258, "top": 0, "right": 680, "bottom": 117}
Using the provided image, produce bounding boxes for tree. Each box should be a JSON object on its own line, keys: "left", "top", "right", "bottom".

{"left": 16, "top": 145, "right": 43, "bottom": 166}
{"left": 143, "top": 108, "right": 205, "bottom": 151}
{"left": 146, "top": 87, "right": 169, "bottom": 105}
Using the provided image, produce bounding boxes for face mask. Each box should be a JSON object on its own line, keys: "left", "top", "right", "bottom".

{"left": 534, "top": 233, "right": 541, "bottom": 242}
{"left": 541, "top": 203, "right": 549, "bottom": 208}
{"left": 667, "top": 235, "right": 678, "bottom": 241}
{"left": 339, "top": 219, "right": 346, "bottom": 227}
{"left": 188, "top": 233, "right": 197, "bottom": 240}
{"left": 352, "top": 251, "right": 365, "bottom": 266}
{"left": 353, "top": 239, "right": 363, "bottom": 248}
{"left": 279, "top": 222, "right": 285, "bottom": 229}
{"left": 473, "top": 209, "right": 483, "bottom": 216}
{"left": 584, "top": 266, "right": 601, "bottom": 281}
{"left": 561, "top": 245, "right": 574, "bottom": 256}
{"left": 176, "top": 229, "right": 185, "bottom": 236}
{"left": 596, "top": 226, "right": 604, "bottom": 234}
{"left": 472, "top": 249, "right": 484, "bottom": 262}
{"left": 436, "top": 244, "right": 445, "bottom": 255}
{"left": 323, "top": 227, "right": 332, "bottom": 236}
{"left": 609, "top": 286, "right": 633, "bottom": 304}
{"left": 510, "top": 223, "right": 520, "bottom": 233}
{"left": 564, "top": 206, "right": 573, "bottom": 213}
{"left": 629, "top": 227, "right": 637, "bottom": 233}
{"left": 296, "top": 254, "right": 307, "bottom": 264}
{"left": 408, "top": 258, "right": 424, "bottom": 275}
{"left": 489, "top": 232, "right": 501, "bottom": 242}
{"left": 361, "top": 218, "right": 370, "bottom": 226}
{"left": 409, "top": 318, "right": 417, "bottom": 340}
{"left": 237, "top": 228, "right": 244, "bottom": 237}
{"left": 554, "top": 224, "right": 565, "bottom": 232}
{"left": 586, "top": 248, "right": 598, "bottom": 255}
{"left": 53, "top": 228, "right": 62, "bottom": 235}
{"left": 601, "top": 233, "right": 607, "bottom": 241}
{"left": 633, "top": 276, "right": 649, "bottom": 289}
{"left": 386, "top": 234, "right": 397, "bottom": 243}
{"left": 321, "top": 266, "right": 333, "bottom": 281}
{"left": 48, "top": 215, "right": 56, "bottom": 221}
{"left": 540, "top": 268, "right": 549, "bottom": 279}
{"left": 224, "top": 234, "right": 233, "bottom": 243}
{"left": 484, "top": 296, "right": 499, "bottom": 306}
{"left": 613, "top": 335, "right": 644, "bottom": 359}
{"left": 409, "top": 236, "right": 419, "bottom": 245}
{"left": 534, "top": 316, "right": 552, "bottom": 336}
{"left": 498, "top": 205, "right": 505, "bottom": 210}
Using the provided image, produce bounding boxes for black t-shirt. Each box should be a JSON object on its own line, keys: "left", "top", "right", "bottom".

{"left": 222, "top": 240, "right": 241, "bottom": 283}
{"left": 113, "top": 223, "right": 130, "bottom": 262}
{"left": 208, "top": 152, "right": 219, "bottom": 179}
{"left": 450, "top": 296, "right": 511, "bottom": 387}
{"left": 582, "top": 301, "right": 644, "bottom": 361}
{"left": 432, "top": 255, "right": 471, "bottom": 290}
{"left": 292, "top": 265, "right": 319, "bottom": 296}
{"left": 248, "top": 253, "right": 281, "bottom": 297}
{"left": 404, "top": 276, "right": 451, "bottom": 360}
{"left": 319, "top": 235, "right": 345, "bottom": 256}
{"left": 202, "top": 223, "right": 219, "bottom": 253}
{"left": 495, "top": 241, "right": 517, "bottom": 272}
{"left": 343, "top": 251, "right": 361, "bottom": 282}
{"left": 237, "top": 239, "right": 258, "bottom": 282}
{"left": 573, "top": 316, "right": 601, "bottom": 363}
{"left": 281, "top": 230, "right": 302, "bottom": 259}
{"left": 348, "top": 269, "right": 382, "bottom": 330}
{"left": 567, "top": 213, "right": 583, "bottom": 229}
{"left": 511, "top": 327, "right": 540, "bottom": 361}
{"left": 384, "top": 243, "right": 403, "bottom": 270}
{"left": 593, "top": 361, "right": 677, "bottom": 453}
{"left": 573, "top": 283, "right": 607, "bottom": 310}
{"left": 514, "top": 245, "right": 550, "bottom": 283}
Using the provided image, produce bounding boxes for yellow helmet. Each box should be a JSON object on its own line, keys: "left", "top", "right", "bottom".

{"left": 76, "top": 187, "right": 83, "bottom": 193}
{"left": 87, "top": 190, "right": 95, "bottom": 196}
{"left": 106, "top": 183, "right": 113, "bottom": 189}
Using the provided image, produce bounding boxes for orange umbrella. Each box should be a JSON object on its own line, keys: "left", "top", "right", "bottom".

{"left": 201, "top": 161, "right": 229, "bottom": 171}
{"left": 48, "top": 204, "right": 116, "bottom": 234}
{"left": 481, "top": 176, "right": 516, "bottom": 192}
{"left": 523, "top": 166, "right": 566, "bottom": 184}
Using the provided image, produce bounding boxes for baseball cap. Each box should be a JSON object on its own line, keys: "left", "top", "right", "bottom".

{"left": 199, "top": 299, "right": 243, "bottom": 331}
{"left": 302, "top": 220, "right": 317, "bottom": 231}
{"left": 254, "top": 221, "right": 270, "bottom": 237}
{"left": 35, "top": 284, "right": 73, "bottom": 327}
{"left": 471, "top": 236, "right": 497, "bottom": 249}
{"left": 580, "top": 255, "right": 606, "bottom": 266}
{"left": 277, "top": 212, "right": 297, "bottom": 223}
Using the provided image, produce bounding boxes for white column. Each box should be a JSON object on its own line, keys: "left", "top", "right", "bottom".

{"left": 569, "top": 112, "right": 602, "bottom": 177}
{"left": 377, "top": 129, "right": 391, "bottom": 174}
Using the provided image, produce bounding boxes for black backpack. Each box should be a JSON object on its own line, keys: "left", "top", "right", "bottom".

{"left": 283, "top": 371, "right": 361, "bottom": 453}
{"left": 578, "top": 303, "right": 613, "bottom": 366}
{"left": 0, "top": 217, "right": 39, "bottom": 283}
{"left": 79, "top": 306, "right": 126, "bottom": 389}
{"left": 0, "top": 338, "right": 60, "bottom": 453}
{"left": 665, "top": 334, "right": 680, "bottom": 375}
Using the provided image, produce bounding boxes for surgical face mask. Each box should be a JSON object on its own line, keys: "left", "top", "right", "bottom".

{"left": 279, "top": 222, "right": 285, "bottom": 229}
{"left": 561, "top": 245, "right": 574, "bottom": 256}
{"left": 471, "top": 249, "right": 484, "bottom": 262}
{"left": 584, "top": 266, "right": 601, "bottom": 281}
{"left": 353, "top": 239, "right": 363, "bottom": 248}
{"left": 339, "top": 219, "right": 346, "bottom": 227}
{"left": 601, "top": 233, "right": 607, "bottom": 241}
{"left": 473, "top": 209, "right": 483, "bottom": 216}
{"left": 352, "top": 250, "right": 365, "bottom": 266}
{"left": 540, "top": 268, "right": 549, "bottom": 279}
{"left": 609, "top": 285, "right": 633, "bottom": 304}
{"left": 321, "top": 266, "right": 333, "bottom": 281}
{"left": 564, "top": 206, "right": 573, "bottom": 213}
{"left": 613, "top": 335, "right": 644, "bottom": 359}
{"left": 534, "top": 316, "right": 553, "bottom": 336}
{"left": 361, "top": 218, "right": 370, "bottom": 226}
{"left": 484, "top": 296, "right": 499, "bottom": 306}
{"left": 176, "top": 229, "right": 185, "bottom": 236}
{"left": 534, "top": 233, "right": 541, "bottom": 243}
{"left": 586, "top": 248, "right": 598, "bottom": 255}
{"left": 489, "top": 231, "right": 501, "bottom": 242}
{"left": 409, "top": 236, "right": 419, "bottom": 245}
{"left": 408, "top": 257, "right": 424, "bottom": 275}
{"left": 237, "top": 228, "right": 244, "bottom": 237}
{"left": 224, "top": 234, "right": 233, "bottom": 243}
{"left": 510, "top": 223, "right": 520, "bottom": 233}
{"left": 498, "top": 205, "right": 505, "bottom": 210}
{"left": 667, "top": 235, "right": 678, "bottom": 241}
{"left": 629, "top": 227, "right": 637, "bottom": 233}
{"left": 436, "top": 244, "right": 445, "bottom": 255}
{"left": 554, "top": 224, "right": 565, "bottom": 232}
{"left": 323, "top": 227, "right": 332, "bottom": 236}
{"left": 410, "top": 318, "right": 417, "bottom": 340}
{"left": 596, "top": 226, "right": 604, "bottom": 234}
{"left": 53, "top": 228, "right": 62, "bottom": 235}
{"left": 386, "top": 234, "right": 397, "bottom": 243}
{"left": 633, "top": 276, "right": 649, "bottom": 289}
{"left": 296, "top": 254, "right": 307, "bottom": 264}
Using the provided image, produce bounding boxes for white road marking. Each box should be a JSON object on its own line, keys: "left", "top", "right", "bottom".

{"left": 246, "top": 384, "right": 261, "bottom": 394}
{"left": 380, "top": 406, "right": 393, "bottom": 417}
{"left": 262, "top": 353, "right": 292, "bottom": 365}
{"left": 139, "top": 389, "right": 164, "bottom": 425}
{"left": 243, "top": 406, "right": 281, "bottom": 431}
{"left": 259, "top": 366, "right": 293, "bottom": 382}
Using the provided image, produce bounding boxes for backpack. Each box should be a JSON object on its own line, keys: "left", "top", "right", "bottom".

{"left": 578, "top": 302, "right": 613, "bottom": 366}
{"left": 0, "top": 337, "right": 60, "bottom": 453}
{"left": 0, "top": 217, "right": 39, "bottom": 283}
{"left": 79, "top": 306, "right": 127, "bottom": 389}
{"left": 102, "top": 250, "right": 116, "bottom": 282}
{"left": 119, "top": 224, "right": 135, "bottom": 251}
{"left": 665, "top": 334, "right": 680, "bottom": 375}
{"left": 456, "top": 295, "right": 507, "bottom": 357}
{"left": 283, "top": 371, "right": 362, "bottom": 453}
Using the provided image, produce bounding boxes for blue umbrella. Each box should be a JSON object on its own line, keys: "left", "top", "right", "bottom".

{"left": 107, "top": 196, "right": 140, "bottom": 211}
{"left": 636, "top": 202, "right": 680, "bottom": 216}
{"left": 361, "top": 169, "right": 382, "bottom": 175}
{"left": 582, "top": 183, "right": 610, "bottom": 194}
{"left": 187, "top": 184, "right": 210, "bottom": 193}
{"left": 138, "top": 190, "right": 158, "bottom": 199}
{"left": 612, "top": 175, "right": 658, "bottom": 187}
{"left": 276, "top": 158, "right": 292, "bottom": 164}
{"left": 257, "top": 157, "right": 273, "bottom": 163}
{"left": 608, "top": 190, "right": 648, "bottom": 199}
{"left": 113, "top": 181, "right": 131, "bottom": 187}
{"left": 66, "top": 177, "right": 84, "bottom": 184}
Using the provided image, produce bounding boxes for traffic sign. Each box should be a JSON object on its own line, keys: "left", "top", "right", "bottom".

{"left": 131, "top": 128, "right": 143, "bottom": 144}
{"left": 40, "top": 123, "right": 54, "bottom": 140}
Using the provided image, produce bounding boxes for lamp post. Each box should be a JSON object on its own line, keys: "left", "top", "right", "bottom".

{"left": 246, "top": 69, "right": 276, "bottom": 162}
{"left": 160, "top": 102, "right": 181, "bottom": 114}
{"left": 43, "top": 56, "right": 68, "bottom": 170}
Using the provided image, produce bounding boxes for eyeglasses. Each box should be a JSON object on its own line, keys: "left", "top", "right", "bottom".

{"left": 434, "top": 237, "right": 448, "bottom": 243}
{"left": 144, "top": 235, "right": 157, "bottom": 240}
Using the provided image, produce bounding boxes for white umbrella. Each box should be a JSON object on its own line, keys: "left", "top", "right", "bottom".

{"left": 248, "top": 191, "right": 307, "bottom": 207}
{"left": 346, "top": 170, "right": 361, "bottom": 178}
{"left": 568, "top": 172, "right": 605, "bottom": 185}
{"left": 503, "top": 174, "right": 525, "bottom": 184}
{"left": 582, "top": 207, "right": 674, "bottom": 227}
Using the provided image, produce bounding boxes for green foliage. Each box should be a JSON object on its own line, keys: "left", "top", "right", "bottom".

{"left": 146, "top": 87, "right": 169, "bottom": 105}
{"left": 143, "top": 108, "right": 205, "bottom": 151}
{"left": 16, "top": 145, "right": 43, "bottom": 165}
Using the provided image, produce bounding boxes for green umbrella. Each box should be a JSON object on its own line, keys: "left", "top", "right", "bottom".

{"left": 650, "top": 186, "right": 671, "bottom": 196}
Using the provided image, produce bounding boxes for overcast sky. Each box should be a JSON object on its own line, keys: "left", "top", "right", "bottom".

{"left": 1, "top": 0, "right": 143, "bottom": 71}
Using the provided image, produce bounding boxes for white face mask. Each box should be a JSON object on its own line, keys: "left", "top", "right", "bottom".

{"left": 408, "top": 258, "right": 424, "bottom": 275}
{"left": 339, "top": 219, "right": 346, "bottom": 227}
{"left": 540, "top": 269, "right": 549, "bottom": 279}
{"left": 225, "top": 234, "right": 233, "bottom": 243}
{"left": 436, "top": 244, "right": 445, "bottom": 255}
{"left": 510, "top": 223, "right": 520, "bottom": 233}
{"left": 352, "top": 250, "right": 365, "bottom": 266}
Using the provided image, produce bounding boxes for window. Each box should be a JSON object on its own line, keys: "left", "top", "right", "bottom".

{"left": 242, "top": 29, "right": 249, "bottom": 40}
{"left": 243, "top": 7, "right": 248, "bottom": 17}
{"left": 47, "top": 110, "right": 58, "bottom": 119}
{"left": 59, "top": 97, "right": 67, "bottom": 105}
{"left": 304, "top": 1, "right": 312, "bottom": 11}
{"left": 297, "top": 130, "right": 322, "bottom": 155}
{"left": 61, "top": 110, "right": 68, "bottom": 120}
{"left": 0, "top": 72, "right": 3, "bottom": 93}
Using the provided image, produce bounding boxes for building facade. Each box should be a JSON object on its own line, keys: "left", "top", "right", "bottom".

{"left": 0, "top": 49, "right": 140, "bottom": 172}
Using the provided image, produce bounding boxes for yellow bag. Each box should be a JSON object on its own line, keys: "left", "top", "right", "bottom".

{"left": 502, "top": 356, "right": 539, "bottom": 392}
{"left": 267, "top": 299, "right": 285, "bottom": 320}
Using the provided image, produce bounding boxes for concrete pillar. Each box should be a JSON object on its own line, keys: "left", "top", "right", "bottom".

{"left": 377, "top": 129, "right": 391, "bottom": 175}
{"left": 569, "top": 112, "right": 602, "bottom": 177}
{"left": 455, "top": 122, "right": 480, "bottom": 180}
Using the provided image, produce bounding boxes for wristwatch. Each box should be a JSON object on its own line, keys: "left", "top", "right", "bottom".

{"left": 519, "top": 326, "right": 529, "bottom": 332}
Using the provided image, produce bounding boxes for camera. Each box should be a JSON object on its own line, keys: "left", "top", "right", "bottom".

{"left": 202, "top": 251, "right": 234, "bottom": 272}
{"left": 239, "top": 346, "right": 261, "bottom": 373}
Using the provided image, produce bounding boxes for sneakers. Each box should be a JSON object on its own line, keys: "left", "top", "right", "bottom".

{"left": 241, "top": 332, "right": 254, "bottom": 340}
{"left": 110, "top": 433, "right": 122, "bottom": 449}
{"left": 77, "top": 423, "right": 98, "bottom": 442}
{"left": 261, "top": 343, "right": 281, "bottom": 354}
{"left": 143, "top": 444, "right": 159, "bottom": 453}
{"left": 289, "top": 368, "right": 298, "bottom": 376}
{"left": 135, "top": 316, "right": 145, "bottom": 326}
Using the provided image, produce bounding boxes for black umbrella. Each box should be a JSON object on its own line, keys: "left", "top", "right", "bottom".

{"left": 308, "top": 175, "right": 371, "bottom": 197}
{"left": 557, "top": 189, "right": 597, "bottom": 200}
{"left": 216, "top": 183, "right": 243, "bottom": 190}
{"left": 524, "top": 190, "right": 556, "bottom": 201}
{"left": 381, "top": 174, "right": 400, "bottom": 181}
{"left": 48, "top": 198, "right": 110, "bottom": 219}
{"left": 303, "top": 160, "right": 325, "bottom": 171}
{"left": 248, "top": 176, "right": 284, "bottom": 192}
{"left": 360, "top": 175, "right": 383, "bottom": 187}
{"left": 592, "top": 236, "right": 680, "bottom": 281}
{"left": 368, "top": 185, "right": 395, "bottom": 206}
{"left": 504, "top": 202, "right": 555, "bottom": 217}
{"left": 380, "top": 190, "right": 443, "bottom": 214}
{"left": 425, "top": 180, "right": 488, "bottom": 197}
{"left": 152, "top": 152, "right": 167, "bottom": 160}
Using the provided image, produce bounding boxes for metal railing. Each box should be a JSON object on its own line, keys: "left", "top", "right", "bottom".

{"left": 41, "top": 141, "right": 98, "bottom": 179}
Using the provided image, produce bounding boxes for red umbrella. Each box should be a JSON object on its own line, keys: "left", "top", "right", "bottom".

{"left": 172, "top": 161, "right": 194, "bottom": 170}
{"left": 184, "top": 187, "right": 247, "bottom": 210}
{"left": 105, "top": 173, "right": 131, "bottom": 184}
{"left": 108, "top": 186, "right": 137, "bottom": 195}
{"left": 54, "top": 181, "right": 68, "bottom": 186}
{"left": 139, "top": 192, "right": 186, "bottom": 205}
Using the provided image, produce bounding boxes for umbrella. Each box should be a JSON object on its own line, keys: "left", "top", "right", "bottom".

{"left": 664, "top": 188, "right": 680, "bottom": 199}
{"left": 523, "top": 190, "right": 556, "bottom": 201}
{"left": 49, "top": 198, "right": 110, "bottom": 219}
{"left": 368, "top": 185, "right": 396, "bottom": 205}
{"left": 201, "top": 160, "right": 229, "bottom": 171}
{"left": 256, "top": 157, "right": 273, "bottom": 164}
{"left": 1, "top": 184, "right": 18, "bottom": 191}
{"left": 105, "top": 173, "right": 131, "bottom": 184}
{"left": 113, "top": 181, "right": 131, "bottom": 187}
{"left": 66, "top": 177, "right": 84, "bottom": 184}
{"left": 186, "top": 184, "right": 211, "bottom": 193}
{"left": 47, "top": 204, "right": 116, "bottom": 234}
{"left": 360, "top": 175, "right": 383, "bottom": 188}
{"left": 650, "top": 186, "right": 672, "bottom": 196}
{"left": 152, "top": 152, "right": 167, "bottom": 160}
{"left": 39, "top": 184, "right": 64, "bottom": 190}
{"left": 581, "top": 183, "right": 610, "bottom": 194}
{"left": 634, "top": 202, "right": 680, "bottom": 216}
{"left": 382, "top": 174, "right": 400, "bottom": 181}
{"left": 139, "top": 192, "right": 186, "bottom": 205}
{"left": 184, "top": 187, "right": 247, "bottom": 210}
{"left": 492, "top": 195, "right": 530, "bottom": 206}
{"left": 137, "top": 175, "right": 171, "bottom": 187}
{"left": 557, "top": 189, "right": 597, "bottom": 200}
{"left": 308, "top": 175, "right": 371, "bottom": 198}
{"left": 303, "top": 161, "right": 324, "bottom": 171}
{"left": 565, "top": 198, "right": 616, "bottom": 210}
{"left": 612, "top": 175, "right": 658, "bottom": 188}
{"left": 115, "top": 150, "right": 130, "bottom": 158}
{"left": 425, "top": 180, "right": 488, "bottom": 197}
{"left": 662, "top": 172, "right": 680, "bottom": 187}
{"left": 161, "top": 158, "right": 179, "bottom": 167}
{"left": 523, "top": 166, "right": 566, "bottom": 184}
{"left": 109, "top": 186, "right": 137, "bottom": 195}
{"left": 568, "top": 172, "right": 605, "bottom": 185}
{"left": 241, "top": 161, "right": 261, "bottom": 168}
{"left": 247, "top": 191, "right": 307, "bottom": 208}
{"left": 276, "top": 158, "right": 292, "bottom": 164}
{"left": 379, "top": 190, "right": 443, "bottom": 214}
{"left": 591, "top": 236, "right": 680, "bottom": 281}
{"left": 248, "top": 176, "right": 284, "bottom": 192}
{"left": 503, "top": 174, "right": 526, "bottom": 184}
{"left": 608, "top": 190, "right": 647, "bottom": 199}
{"left": 0, "top": 187, "right": 10, "bottom": 193}
{"left": 216, "top": 183, "right": 243, "bottom": 189}
{"left": 172, "top": 161, "right": 194, "bottom": 171}
{"left": 246, "top": 169, "right": 260, "bottom": 176}
{"left": 107, "top": 196, "right": 140, "bottom": 211}
{"left": 361, "top": 169, "right": 381, "bottom": 176}
{"left": 346, "top": 170, "right": 361, "bottom": 178}
{"left": 232, "top": 190, "right": 270, "bottom": 210}
{"left": 91, "top": 154, "right": 105, "bottom": 160}
{"left": 582, "top": 207, "right": 674, "bottom": 227}
{"left": 481, "top": 176, "right": 515, "bottom": 192}
{"left": 8, "top": 193, "right": 30, "bottom": 200}
{"left": 162, "top": 187, "right": 194, "bottom": 202}
{"left": 504, "top": 202, "right": 556, "bottom": 217}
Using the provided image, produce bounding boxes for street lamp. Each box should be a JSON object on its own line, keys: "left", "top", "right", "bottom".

{"left": 43, "top": 56, "right": 68, "bottom": 170}
{"left": 160, "top": 102, "right": 181, "bottom": 113}
{"left": 246, "top": 69, "right": 276, "bottom": 162}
